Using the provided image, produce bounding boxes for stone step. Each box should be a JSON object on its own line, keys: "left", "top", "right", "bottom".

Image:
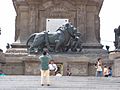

{"left": 0, "top": 76, "right": 120, "bottom": 90}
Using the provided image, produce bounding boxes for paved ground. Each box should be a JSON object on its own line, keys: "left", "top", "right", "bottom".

{"left": 0, "top": 76, "right": 120, "bottom": 90}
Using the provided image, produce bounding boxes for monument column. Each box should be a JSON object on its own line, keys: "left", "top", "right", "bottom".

{"left": 76, "top": 4, "right": 87, "bottom": 42}
{"left": 15, "top": 5, "right": 29, "bottom": 43}
{"left": 86, "top": 6, "right": 98, "bottom": 43}
{"left": 95, "top": 14, "right": 100, "bottom": 43}
{"left": 84, "top": 5, "right": 103, "bottom": 48}
{"left": 28, "top": 4, "right": 39, "bottom": 35}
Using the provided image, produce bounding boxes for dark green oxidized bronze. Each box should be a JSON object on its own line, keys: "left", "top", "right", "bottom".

{"left": 114, "top": 26, "right": 120, "bottom": 49}
{"left": 26, "top": 23, "right": 82, "bottom": 53}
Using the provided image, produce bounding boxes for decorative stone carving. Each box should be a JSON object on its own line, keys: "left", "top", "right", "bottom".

{"left": 43, "top": 1, "right": 53, "bottom": 9}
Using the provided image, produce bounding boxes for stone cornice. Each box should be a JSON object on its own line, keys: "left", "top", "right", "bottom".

{"left": 87, "top": 0, "right": 104, "bottom": 13}
{"left": 98, "top": 0, "right": 104, "bottom": 14}
{"left": 12, "top": 0, "right": 28, "bottom": 14}
{"left": 13, "top": 0, "right": 28, "bottom": 5}
{"left": 39, "top": 0, "right": 76, "bottom": 11}
{"left": 13, "top": 0, "right": 103, "bottom": 10}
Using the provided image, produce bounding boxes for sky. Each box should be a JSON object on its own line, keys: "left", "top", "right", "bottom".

{"left": 100, "top": 0, "right": 120, "bottom": 51}
{"left": 0, "top": 0, "right": 120, "bottom": 52}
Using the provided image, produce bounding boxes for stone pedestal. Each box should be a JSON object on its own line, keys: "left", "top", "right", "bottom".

{"left": 113, "top": 59, "right": 120, "bottom": 76}
{"left": 4, "top": 48, "right": 110, "bottom": 76}
{"left": 4, "top": 41, "right": 110, "bottom": 76}
{"left": 22, "top": 54, "right": 89, "bottom": 76}
{"left": 109, "top": 51, "right": 120, "bottom": 77}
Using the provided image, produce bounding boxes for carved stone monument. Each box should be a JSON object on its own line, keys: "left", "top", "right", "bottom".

{"left": 12, "top": 0, "right": 103, "bottom": 49}
{"left": 2, "top": 0, "right": 112, "bottom": 76}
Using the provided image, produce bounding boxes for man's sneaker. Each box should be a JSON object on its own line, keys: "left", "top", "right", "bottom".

{"left": 47, "top": 84, "right": 50, "bottom": 86}
{"left": 41, "top": 84, "right": 44, "bottom": 86}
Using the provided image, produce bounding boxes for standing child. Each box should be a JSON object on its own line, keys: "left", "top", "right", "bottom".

{"left": 96, "top": 58, "right": 103, "bottom": 77}
{"left": 103, "top": 65, "right": 109, "bottom": 77}
{"left": 108, "top": 66, "right": 112, "bottom": 77}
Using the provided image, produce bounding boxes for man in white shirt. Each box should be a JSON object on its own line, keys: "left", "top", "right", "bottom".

{"left": 49, "top": 60, "right": 58, "bottom": 76}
